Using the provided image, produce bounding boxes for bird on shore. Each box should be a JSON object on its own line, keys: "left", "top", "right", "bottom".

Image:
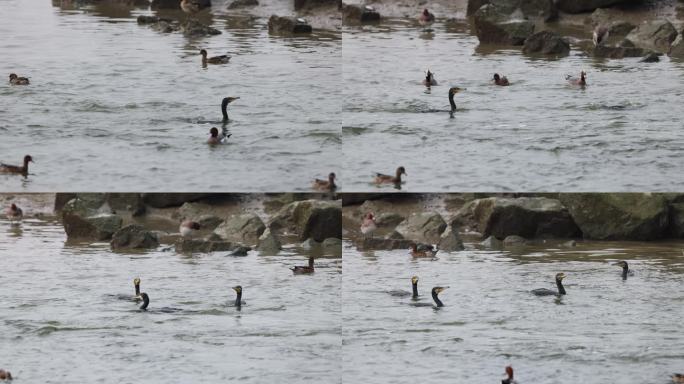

{"left": 232, "top": 285, "right": 246, "bottom": 307}
{"left": 502, "top": 366, "right": 517, "bottom": 384}
{"left": 593, "top": 25, "right": 609, "bottom": 46}
{"left": 388, "top": 276, "right": 419, "bottom": 298}
{"left": 613, "top": 260, "right": 634, "bottom": 280}
{"left": 9, "top": 73, "right": 29, "bottom": 85}
{"left": 5, "top": 203, "right": 23, "bottom": 223}
{"left": 360, "top": 212, "right": 377, "bottom": 239}
{"left": 448, "top": 87, "right": 463, "bottom": 117}
{"left": 312, "top": 172, "right": 337, "bottom": 192}
{"left": 672, "top": 373, "right": 684, "bottom": 384}
{"left": 409, "top": 243, "right": 437, "bottom": 258}
{"left": 179, "top": 220, "right": 201, "bottom": 238}
{"left": 531, "top": 273, "right": 567, "bottom": 296}
{"left": 493, "top": 73, "right": 510, "bottom": 86}
{"left": 418, "top": 8, "right": 435, "bottom": 28}
{"left": 291, "top": 256, "right": 315, "bottom": 274}
{"left": 200, "top": 49, "right": 230, "bottom": 65}
{"left": 566, "top": 71, "right": 587, "bottom": 87}
{"left": 374, "top": 166, "right": 406, "bottom": 186}
{"left": 422, "top": 69, "right": 437, "bottom": 87}
{"left": 221, "top": 96, "right": 240, "bottom": 122}
{"left": 411, "top": 286, "right": 448, "bottom": 307}
{"left": 0, "top": 155, "right": 33, "bottom": 177}
{"left": 0, "top": 369, "right": 12, "bottom": 381}
{"left": 207, "top": 127, "right": 231, "bottom": 145}
{"left": 180, "top": 0, "right": 203, "bottom": 19}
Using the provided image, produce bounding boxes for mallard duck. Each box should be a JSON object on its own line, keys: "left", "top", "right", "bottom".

{"left": 566, "top": 71, "right": 587, "bottom": 87}
{"left": 422, "top": 69, "right": 437, "bottom": 86}
{"left": 207, "top": 127, "right": 230, "bottom": 145}
{"left": 0, "top": 155, "right": 33, "bottom": 176}
{"left": 9, "top": 73, "right": 29, "bottom": 85}
{"left": 5, "top": 203, "right": 22, "bottom": 223}
{"left": 200, "top": 49, "right": 231, "bottom": 65}
{"left": 180, "top": 0, "right": 202, "bottom": 17}
{"left": 312, "top": 172, "right": 337, "bottom": 192}
{"left": 493, "top": 73, "right": 510, "bottom": 86}
{"left": 409, "top": 243, "right": 437, "bottom": 258}
{"left": 179, "top": 220, "right": 200, "bottom": 238}
{"left": 291, "top": 256, "right": 314, "bottom": 274}
{"left": 374, "top": 166, "right": 406, "bottom": 185}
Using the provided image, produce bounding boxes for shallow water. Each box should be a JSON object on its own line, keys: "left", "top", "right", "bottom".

{"left": 342, "top": 20, "right": 684, "bottom": 192}
{"left": 342, "top": 239, "right": 684, "bottom": 383}
{"left": 0, "top": 0, "right": 340, "bottom": 192}
{"left": 0, "top": 217, "right": 341, "bottom": 383}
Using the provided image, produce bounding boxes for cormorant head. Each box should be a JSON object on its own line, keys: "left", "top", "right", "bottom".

{"left": 396, "top": 166, "right": 407, "bottom": 176}
{"left": 555, "top": 273, "right": 566, "bottom": 281}
{"left": 210, "top": 127, "right": 219, "bottom": 137}
{"left": 449, "top": 87, "right": 462, "bottom": 96}
{"left": 232, "top": 285, "right": 242, "bottom": 294}
{"left": 432, "top": 286, "right": 448, "bottom": 295}
{"left": 9, "top": 73, "right": 17, "bottom": 80}
{"left": 199, "top": 49, "right": 207, "bottom": 57}
{"left": 134, "top": 277, "right": 141, "bottom": 286}
{"left": 223, "top": 97, "right": 240, "bottom": 105}
{"left": 493, "top": 73, "right": 500, "bottom": 81}
{"left": 411, "top": 276, "right": 418, "bottom": 285}
{"left": 614, "top": 260, "right": 628, "bottom": 268}
{"left": 24, "top": 155, "right": 34, "bottom": 164}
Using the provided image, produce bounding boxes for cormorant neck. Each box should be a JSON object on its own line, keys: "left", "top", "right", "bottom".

{"left": 308, "top": 257, "right": 314, "bottom": 268}
{"left": 432, "top": 291, "right": 443, "bottom": 307}
{"left": 622, "top": 264, "right": 628, "bottom": 278}
{"left": 556, "top": 279, "right": 566, "bottom": 295}
{"left": 412, "top": 282, "right": 418, "bottom": 297}
{"left": 449, "top": 91, "right": 456, "bottom": 112}
{"left": 221, "top": 99, "right": 229, "bottom": 121}
{"left": 135, "top": 284, "right": 140, "bottom": 296}
{"left": 235, "top": 291, "right": 242, "bottom": 307}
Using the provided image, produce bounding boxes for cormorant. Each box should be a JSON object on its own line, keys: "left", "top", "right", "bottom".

{"left": 388, "top": 276, "right": 419, "bottom": 298}
{"left": 531, "top": 273, "right": 566, "bottom": 296}
{"left": 412, "top": 286, "right": 448, "bottom": 307}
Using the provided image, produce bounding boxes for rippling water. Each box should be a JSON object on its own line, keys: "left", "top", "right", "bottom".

{"left": 0, "top": 0, "right": 340, "bottom": 191}
{"left": 342, "top": 239, "right": 684, "bottom": 383}
{"left": 342, "top": 21, "right": 684, "bottom": 192}
{"left": 0, "top": 217, "right": 341, "bottom": 383}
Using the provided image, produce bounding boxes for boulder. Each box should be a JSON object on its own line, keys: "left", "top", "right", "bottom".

{"left": 228, "top": 0, "right": 258, "bottom": 8}
{"left": 61, "top": 198, "right": 123, "bottom": 240}
{"left": 229, "top": 246, "right": 252, "bottom": 256}
{"left": 438, "top": 226, "right": 465, "bottom": 251}
{"left": 175, "top": 238, "right": 236, "bottom": 253}
{"left": 322, "top": 237, "right": 342, "bottom": 251}
{"left": 268, "top": 15, "right": 313, "bottom": 34}
{"left": 213, "top": 214, "right": 266, "bottom": 245}
{"left": 301, "top": 238, "right": 321, "bottom": 249}
{"left": 269, "top": 199, "right": 341, "bottom": 241}
{"left": 562, "top": 240, "right": 577, "bottom": 247}
{"left": 594, "top": 45, "right": 654, "bottom": 59}
{"left": 504, "top": 235, "right": 528, "bottom": 246}
{"left": 453, "top": 197, "right": 581, "bottom": 239}
{"left": 150, "top": 0, "right": 210, "bottom": 8}
{"left": 360, "top": 238, "right": 415, "bottom": 250}
{"left": 105, "top": 193, "right": 145, "bottom": 215}
{"left": 668, "top": 203, "right": 684, "bottom": 238}
{"left": 142, "top": 193, "right": 213, "bottom": 208}
{"left": 256, "top": 228, "right": 281, "bottom": 255}
{"left": 376, "top": 212, "right": 405, "bottom": 228}
{"left": 294, "top": 0, "right": 338, "bottom": 10}
{"left": 556, "top": 0, "right": 639, "bottom": 14}
{"left": 181, "top": 19, "right": 222, "bottom": 36}
{"left": 472, "top": 5, "right": 535, "bottom": 45}
{"left": 558, "top": 193, "right": 670, "bottom": 240}
{"left": 670, "top": 34, "right": 684, "bottom": 58}
{"left": 523, "top": 30, "right": 570, "bottom": 55}
{"left": 640, "top": 52, "right": 660, "bottom": 62}
{"left": 175, "top": 202, "right": 223, "bottom": 230}
{"left": 342, "top": 4, "right": 380, "bottom": 23}
{"left": 385, "top": 231, "right": 404, "bottom": 240}
{"left": 54, "top": 193, "right": 78, "bottom": 211}
{"left": 110, "top": 225, "right": 159, "bottom": 250}
{"left": 467, "top": 0, "right": 557, "bottom": 21}
{"left": 625, "top": 20, "right": 678, "bottom": 54}
{"left": 395, "top": 212, "right": 447, "bottom": 243}
{"left": 480, "top": 236, "right": 503, "bottom": 248}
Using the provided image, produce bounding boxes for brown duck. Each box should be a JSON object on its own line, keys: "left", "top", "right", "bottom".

{"left": 200, "top": 49, "right": 231, "bottom": 65}
{"left": 291, "top": 256, "right": 314, "bottom": 274}
{"left": 0, "top": 155, "right": 33, "bottom": 176}
{"left": 312, "top": 172, "right": 337, "bottom": 191}
{"left": 9, "top": 73, "right": 29, "bottom": 85}
{"left": 374, "top": 166, "right": 406, "bottom": 185}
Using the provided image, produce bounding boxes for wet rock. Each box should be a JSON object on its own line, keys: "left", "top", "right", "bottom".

{"left": 523, "top": 30, "right": 570, "bottom": 55}
{"left": 142, "top": 194, "right": 214, "bottom": 208}
{"left": 453, "top": 197, "right": 581, "bottom": 239}
{"left": 556, "top": 0, "right": 640, "bottom": 14}
{"left": 669, "top": 34, "right": 684, "bottom": 58}
{"left": 54, "top": 193, "right": 78, "bottom": 212}
{"left": 301, "top": 238, "right": 321, "bottom": 249}
{"left": 609, "top": 22, "right": 637, "bottom": 38}
{"left": 228, "top": 0, "right": 258, "bottom": 8}
{"left": 61, "top": 198, "right": 123, "bottom": 240}
{"left": 503, "top": 235, "right": 528, "bottom": 246}
{"left": 175, "top": 238, "right": 235, "bottom": 253}
{"left": 360, "top": 237, "right": 414, "bottom": 250}
{"left": 593, "top": 45, "right": 653, "bottom": 58}
{"left": 111, "top": 224, "right": 159, "bottom": 250}
{"left": 294, "top": 0, "right": 338, "bottom": 10}
{"left": 640, "top": 52, "right": 660, "bottom": 62}
{"left": 376, "top": 212, "right": 405, "bottom": 228}
{"left": 150, "top": 0, "right": 210, "bottom": 9}
{"left": 480, "top": 236, "right": 503, "bottom": 248}
{"left": 322, "top": 237, "right": 342, "bottom": 251}
{"left": 175, "top": 202, "right": 223, "bottom": 230}
{"left": 105, "top": 193, "right": 145, "bottom": 215}
{"left": 342, "top": 4, "right": 380, "bottom": 23}
{"left": 213, "top": 214, "right": 266, "bottom": 245}
{"left": 562, "top": 240, "right": 577, "bottom": 247}
{"left": 269, "top": 199, "right": 341, "bottom": 241}
{"left": 385, "top": 231, "right": 404, "bottom": 240}
{"left": 438, "top": 226, "right": 465, "bottom": 251}
{"left": 625, "top": 20, "right": 678, "bottom": 54}
{"left": 137, "top": 15, "right": 164, "bottom": 24}
{"left": 668, "top": 203, "right": 684, "bottom": 238}
{"left": 473, "top": 5, "right": 535, "bottom": 45}
{"left": 558, "top": 193, "right": 670, "bottom": 240}
{"left": 229, "top": 246, "right": 252, "bottom": 256}
{"left": 181, "top": 19, "right": 222, "bottom": 36}
{"left": 256, "top": 228, "right": 281, "bottom": 255}
{"left": 395, "top": 212, "right": 447, "bottom": 244}
{"left": 467, "top": 0, "right": 557, "bottom": 21}
{"left": 268, "top": 15, "right": 312, "bottom": 34}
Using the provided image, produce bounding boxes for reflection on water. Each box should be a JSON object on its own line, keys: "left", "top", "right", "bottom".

{"left": 0, "top": 218, "right": 341, "bottom": 383}
{"left": 342, "top": 239, "right": 684, "bottom": 383}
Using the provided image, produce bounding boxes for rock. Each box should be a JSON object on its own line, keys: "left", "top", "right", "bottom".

{"left": 557, "top": 0, "right": 640, "bottom": 14}
{"left": 175, "top": 238, "right": 235, "bottom": 253}
{"left": 105, "top": 193, "right": 145, "bottom": 215}
{"left": 150, "top": 0, "right": 210, "bottom": 8}
{"left": 228, "top": 0, "right": 258, "bottom": 8}
{"left": 181, "top": 19, "right": 222, "bottom": 36}
{"left": 385, "top": 231, "right": 404, "bottom": 240}
{"left": 609, "top": 22, "right": 637, "bottom": 38}
{"left": 342, "top": 4, "right": 380, "bottom": 23}
{"left": 268, "top": 15, "right": 312, "bottom": 34}
{"left": 669, "top": 203, "right": 684, "bottom": 238}
{"left": 453, "top": 197, "right": 581, "bottom": 239}
{"left": 438, "top": 226, "right": 465, "bottom": 251}
{"left": 467, "top": 0, "right": 557, "bottom": 21}
{"left": 213, "top": 214, "right": 266, "bottom": 245}
{"left": 523, "top": 30, "right": 570, "bottom": 55}
{"left": 562, "top": 240, "right": 577, "bottom": 247}
{"left": 110, "top": 224, "right": 159, "bottom": 250}
{"left": 480, "top": 236, "right": 503, "bottom": 248}
{"left": 294, "top": 0, "right": 338, "bottom": 10}
{"left": 229, "top": 246, "right": 251, "bottom": 256}
{"left": 669, "top": 34, "right": 684, "bottom": 58}
{"left": 594, "top": 45, "right": 653, "bottom": 59}
{"left": 395, "top": 212, "right": 447, "bottom": 244}
{"left": 301, "top": 238, "right": 321, "bottom": 249}
{"left": 376, "top": 212, "right": 405, "bottom": 228}
{"left": 640, "top": 52, "right": 660, "bottom": 62}
{"left": 256, "top": 228, "right": 281, "bottom": 254}
{"left": 503, "top": 235, "right": 528, "bottom": 246}
{"left": 175, "top": 202, "right": 222, "bottom": 230}
{"left": 269, "top": 200, "right": 341, "bottom": 241}
{"left": 360, "top": 238, "right": 414, "bottom": 250}
{"left": 472, "top": 5, "right": 535, "bottom": 45}
{"left": 625, "top": 20, "right": 678, "bottom": 54}
{"left": 142, "top": 194, "right": 214, "bottom": 208}
{"left": 61, "top": 198, "right": 123, "bottom": 240}
{"left": 322, "top": 237, "right": 342, "bottom": 251}
{"left": 137, "top": 15, "right": 162, "bottom": 24}
{"left": 54, "top": 193, "right": 78, "bottom": 211}
{"left": 558, "top": 193, "right": 670, "bottom": 240}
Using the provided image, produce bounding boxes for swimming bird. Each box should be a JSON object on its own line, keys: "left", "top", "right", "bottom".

{"left": 5, "top": 203, "right": 22, "bottom": 223}
{"left": 422, "top": 69, "right": 437, "bottom": 87}
{"left": 291, "top": 256, "right": 314, "bottom": 274}
{"left": 448, "top": 87, "right": 462, "bottom": 116}
{"left": 200, "top": 49, "right": 230, "bottom": 65}
{"left": 673, "top": 373, "right": 684, "bottom": 384}
{"left": 9, "top": 73, "right": 29, "bottom": 85}
{"left": 360, "top": 212, "right": 377, "bottom": 239}
{"left": 374, "top": 166, "right": 406, "bottom": 185}
{"left": 531, "top": 273, "right": 567, "bottom": 296}
{"left": 133, "top": 278, "right": 142, "bottom": 301}
{"left": 207, "top": 127, "right": 231, "bottom": 145}
{"left": 0, "top": 369, "right": 12, "bottom": 381}
{"left": 566, "top": 71, "right": 587, "bottom": 87}
{"left": 221, "top": 96, "right": 240, "bottom": 122}
{"left": 593, "top": 25, "right": 609, "bottom": 46}
{"left": 312, "top": 172, "right": 337, "bottom": 192}
{"left": 614, "top": 260, "right": 634, "bottom": 280}
{"left": 409, "top": 243, "right": 437, "bottom": 258}
{"left": 412, "top": 286, "right": 448, "bottom": 307}
{"left": 493, "top": 73, "right": 509, "bottom": 86}
{"left": 388, "top": 276, "right": 419, "bottom": 298}
{"left": 418, "top": 8, "right": 435, "bottom": 27}
{"left": 502, "top": 366, "right": 517, "bottom": 384}
{"left": 179, "top": 220, "right": 201, "bottom": 238}
{"left": 138, "top": 292, "right": 182, "bottom": 313}
{"left": 0, "top": 155, "right": 33, "bottom": 176}
{"left": 232, "top": 285, "right": 245, "bottom": 307}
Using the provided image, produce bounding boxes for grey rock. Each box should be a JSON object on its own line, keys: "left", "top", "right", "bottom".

{"left": 669, "top": 34, "right": 684, "bottom": 58}
{"left": 395, "top": 212, "right": 447, "bottom": 244}
{"left": 523, "top": 30, "right": 570, "bottom": 55}
{"left": 503, "top": 235, "right": 528, "bottom": 246}
{"left": 385, "top": 231, "right": 405, "bottom": 240}
{"left": 213, "top": 214, "right": 266, "bottom": 245}
{"left": 268, "top": 15, "right": 312, "bottom": 34}
{"left": 269, "top": 199, "right": 341, "bottom": 241}
{"left": 480, "top": 236, "right": 503, "bottom": 248}
{"left": 229, "top": 246, "right": 251, "bottom": 256}
{"left": 342, "top": 4, "right": 380, "bottom": 23}
{"left": 438, "top": 226, "right": 465, "bottom": 251}
{"left": 361, "top": 237, "right": 415, "bottom": 250}
{"left": 557, "top": 0, "right": 640, "bottom": 14}
{"left": 61, "top": 198, "right": 123, "bottom": 240}
{"left": 625, "top": 20, "right": 678, "bottom": 53}
{"left": 142, "top": 193, "right": 214, "bottom": 208}
{"left": 473, "top": 5, "right": 535, "bottom": 45}
{"left": 256, "top": 228, "right": 281, "bottom": 255}
{"left": 175, "top": 238, "right": 236, "bottom": 253}
{"left": 228, "top": 0, "right": 258, "bottom": 8}
{"left": 111, "top": 224, "right": 159, "bottom": 250}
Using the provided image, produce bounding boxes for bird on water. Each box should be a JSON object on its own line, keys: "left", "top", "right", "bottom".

{"left": 5, "top": 203, "right": 23, "bottom": 223}
{"left": 374, "top": 166, "right": 406, "bottom": 186}
{"left": 291, "top": 256, "right": 315, "bottom": 274}
{"left": 9, "top": 73, "right": 29, "bottom": 85}
{"left": 312, "top": 172, "right": 337, "bottom": 192}
{"left": 388, "top": 276, "right": 420, "bottom": 299}
{"left": 411, "top": 286, "right": 448, "bottom": 307}
{"left": 0, "top": 155, "right": 33, "bottom": 177}
{"left": 200, "top": 49, "right": 230, "bottom": 65}
{"left": 531, "top": 273, "right": 567, "bottom": 296}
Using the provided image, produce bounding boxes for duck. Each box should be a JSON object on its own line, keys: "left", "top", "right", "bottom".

{"left": 593, "top": 25, "right": 609, "bottom": 46}
{"left": 418, "top": 8, "right": 435, "bottom": 27}
{"left": 493, "top": 73, "right": 510, "bottom": 86}
{"left": 0, "top": 369, "right": 12, "bottom": 381}
{"left": 180, "top": 0, "right": 202, "bottom": 18}
{"left": 409, "top": 243, "right": 437, "bottom": 258}
{"left": 5, "top": 203, "right": 23, "bottom": 223}
{"left": 566, "top": 71, "right": 587, "bottom": 87}
{"left": 531, "top": 273, "right": 567, "bottom": 296}
{"left": 0, "top": 155, "right": 33, "bottom": 176}
{"left": 9, "top": 73, "right": 29, "bottom": 85}
{"left": 179, "top": 220, "right": 201, "bottom": 238}
{"left": 673, "top": 374, "right": 684, "bottom": 384}
{"left": 200, "top": 49, "right": 230, "bottom": 65}
{"left": 374, "top": 166, "right": 406, "bottom": 185}
{"left": 448, "top": 87, "right": 463, "bottom": 116}
{"left": 291, "top": 256, "right": 315, "bottom": 274}
{"left": 221, "top": 96, "right": 240, "bottom": 122}
{"left": 360, "top": 212, "right": 377, "bottom": 238}
{"left": 312, "top": 172, "right": 337, "bottom": 192}
{"left": 502, "top": 366, "right": 517, "bottom": 384}
{"left": 422, "top": 69, "right": 437, "bottom": 87}
{"left": 207, "top": 127, "right": 231, "bottom": 145}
